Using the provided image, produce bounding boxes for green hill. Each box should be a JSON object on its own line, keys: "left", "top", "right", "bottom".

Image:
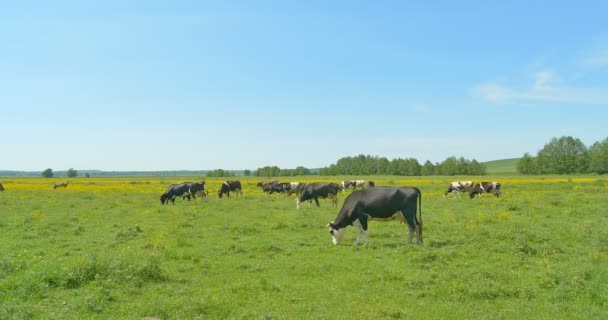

{"left": 483, "top": 158, "right": 520, "bottom": 174}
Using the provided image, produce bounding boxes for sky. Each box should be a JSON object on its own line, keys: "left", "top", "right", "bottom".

{"left": 1, "top": 1, "right": 607, "bottom": 171}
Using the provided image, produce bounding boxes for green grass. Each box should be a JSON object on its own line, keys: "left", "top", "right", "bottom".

{"left": 1, "top": 176, "right": 607, "bottom": 319}
{"left": 483, "top": 158, "right": 520, "bottom": 174}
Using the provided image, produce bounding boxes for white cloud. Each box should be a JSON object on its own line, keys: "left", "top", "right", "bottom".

{"left": 533, "top": 70, "right": 558, "bottom": 91}
{"left": 583, "top": 51, "right": 608, "bottom": 67}
{"left": 472, "top": 69, "right": 608, "bottom": 105}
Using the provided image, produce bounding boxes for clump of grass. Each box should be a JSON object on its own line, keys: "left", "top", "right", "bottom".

{"left": 517, "top": 243, "right": 537, "bottom": 255}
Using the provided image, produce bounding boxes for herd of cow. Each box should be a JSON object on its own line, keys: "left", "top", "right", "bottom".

{"left": 0, "top": 178, "right": 501, "bottom": 246}
{"left": 157, "top": 178, "right": 501, "bottom": 245}
{"left": 443, "top": 181, "right": 502, "bottom": 199}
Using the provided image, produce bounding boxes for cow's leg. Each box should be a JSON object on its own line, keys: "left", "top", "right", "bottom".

{"left": 358, "top": 216, "right": 369, "bottom": 245}
{"left": 314, "top": 197, "right": 320, "bottom": 207}
{"left": 455, "top": 190, "right": 460, "bottom": 198}
{"left": 402, "top": 208, "right": 417, "bottom": 244}
{"left": 353, "top": 219, "right": 363, "bottom": 245}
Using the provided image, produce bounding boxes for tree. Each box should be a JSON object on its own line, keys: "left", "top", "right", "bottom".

{"left": 517, "top": 153, "right": 537, "bottom": 174}
{"left": 421, "top": 160, "right": 435, "bottom": 176}
{"left": 66, "top": 168, "right": 78, "bottom": 178}
{"left": 536, "top": 136, "right": 589, "bottom": 174}
{"left": 42, "top": 168, "right": 54, "bottom": 178}
{"left": 589, "top": 137, "right": 608, "bottom": 174}
{"left": 243, "top": 169, "right": 251, "bottom": 176}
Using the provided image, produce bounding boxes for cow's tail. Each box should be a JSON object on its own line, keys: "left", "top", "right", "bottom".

{"left": 415, "top": 187, "right": 423, "bottom": 245}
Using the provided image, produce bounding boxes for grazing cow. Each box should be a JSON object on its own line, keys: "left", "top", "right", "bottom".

{"left": 218, "top": 180, "right": 243, "bottom": 199}
{"left": 443, "top": 181, "right": 473, "bottom": 198}
{"left": 268, "top": 182, "right": 292, "bottom": 195}
{"left": 160, "top": 182, "right": 193, "bottom": 204}
{"left": 296, "top": 182, "right": 340, "bottom": 208}
{"left": 327, "top": 186, "right": 422, "bottom": 245}
{"left": 0, "top": 183, "right": 5, "bottom": 191}
{"left": 288, "top": 182, "right": 302, "bottom": 196}
{"left": 469, "top": 182, "right": 501, "bottom": 199}
{"left": 352, "top": 180, "right": 366, "bottom": 190}
{"left": 53, "top": 182, "right": 68, "bottom": 189}
{"left": 257, "top": 180, "right": 278, "bottom": 192}
{"left": 340, "top": 180, "right": 355, "bottom": 191}
{"left": 188, "top": 181, "right": 208, "bottom": 203}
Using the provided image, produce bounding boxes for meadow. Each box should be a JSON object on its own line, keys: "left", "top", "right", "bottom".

{"left": 0, "top": 176, "right": 607, "bottom": 319}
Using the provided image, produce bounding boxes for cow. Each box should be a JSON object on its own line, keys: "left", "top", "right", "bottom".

{"left": 367, "top": 181, "right": 375, "bottom": 188}
{"left": 53, "top": 182, "right": 68, "bottom": 189}
{"left": 469, "top": 182, "right": 501, "bottom": 199}
{"left": 352, "top": 180, "right": 366, "bottom": 190}
{"left": 296, "top": 182, "right": 340, "bottom": 208}
{"left": 267, "top": 182, "right": 292, "bottom": 195}
{"left": 188, "top": 181, "right": 208, "bottom": 203}
{"left": 160, "top": 182, "right": 193, "bottom": 204}
{"left": 0, "top": 183, "right": 5, "bottom": 191}
{"left": 340, "top": 180, "right": 355, "bottom": 191}
{"left": 327, "top": 186, "right": 422, "bottom": 246}
{"left": 257, "top": 180, "right": 278, "bottom": 192}
{"left": 218, "top": 180, "right": 243, "bottom": 199}
{"left": 288, "top": 182, "right": 302, "bottom": 196}
{"left": 443, "top": 181, "right": 473, "bottom": 198}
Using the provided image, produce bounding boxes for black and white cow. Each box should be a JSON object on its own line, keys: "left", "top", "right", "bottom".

{"left": 0, "top": 183, "right": 5, "bottom": 191}
{"left": 443, "top": 181, "right": 473, "bottom": 198}
{"left": 297, "top": 182, "right": 340, "bottom": 208}
{"left": 160, "top": 182, "right": 193, "bottom": 204}
{"left": 218, "top": 180, "right": 243, "bottom": 199}
{"left": 188, "top": 181, "right": 208, "bottom": 203}
{"left": 352, "top": 180, "right": 366, "bottom": 190}
{"left": 327, "top": 186, "right": 422, "bottom": 245}
{"left": 469, "top": 182, "right": 501, "bottom": 199}
{"left": 287, "top": 182, "right": 302, "bottom": 196}
{"left": 268, "top": 182, "right": 292, "bottom": 195}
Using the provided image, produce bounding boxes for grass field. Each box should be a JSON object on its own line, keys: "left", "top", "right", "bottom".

{"left": 1, "top": 176, "right": 607, "bottom": 319}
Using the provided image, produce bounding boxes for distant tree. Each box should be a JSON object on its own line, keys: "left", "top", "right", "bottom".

{"left": 536, "top": 136, "right": 589, "bottom": 174}
{"left": 439, "top": 157, "right": 458, "bottom": 175}
{"left": 517, "top": 153, "right": 537, "bottom": 174}
{"left": 66, "top": 168, "right": 78, "bottom": 178}
{"left": 243, "top": 169, "right": 251, "bottom": 176}
{"left": 42, "top": 168, "right": 54, "bottom": 178}
{"left": 206, "top": 169, "right": 233, "bottom": 177}
{"left": 85, "top": 173, "right": 91, "bottom": 178}
{"left": 421, "top": 160, "right": 435, "bottom": 176}
{"left": 589, "top": 137, "right": 608, "bottom": 174}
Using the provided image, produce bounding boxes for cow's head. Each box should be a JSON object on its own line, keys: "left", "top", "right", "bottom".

{"left": 327, "top": 222, "right": 346, "bottom": 245}
{"left": 160, "top": 193, "right": 168, "bottom": 204}
{"left": 218, "top": 190, "right": 223, "bottom": 198}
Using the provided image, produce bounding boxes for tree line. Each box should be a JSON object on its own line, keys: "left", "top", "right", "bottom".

{"left": 318, "top": 155, "right": 486, "bottom": 176}
{"left": 248, "top": 155, "right": 486, "bottom": 178}
{"left": 517, "top": 136, "right": 608, "bottom": 174}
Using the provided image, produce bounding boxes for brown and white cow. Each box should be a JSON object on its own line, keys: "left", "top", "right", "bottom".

{"left": 53, "top": 182, "right": 69, "bottom": 189}
{"left": 443, "top": 181, "right": 473, "bottom": 198}
{"left": 340, "top": 179, "right": 367, "bottom": 191}
{"left": 469, "top": 182, "right": 501, "bottom": 199}
{"left": 257, "top": 180, "right": 278, "bottom": 192}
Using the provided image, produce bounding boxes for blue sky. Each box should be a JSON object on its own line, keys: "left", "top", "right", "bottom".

{"left": 2, "top": 1, "right": 607, "bottom": 171}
